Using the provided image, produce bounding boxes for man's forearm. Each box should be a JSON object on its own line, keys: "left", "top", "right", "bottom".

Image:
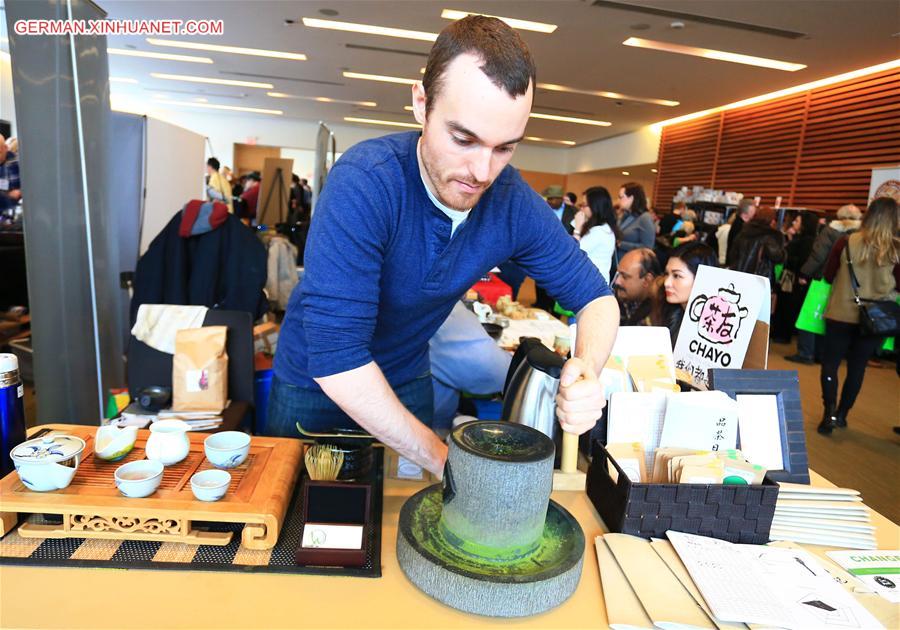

{"left": 314, "top": 362, "right": 448, "bottom": 477}
{"left": 574, "top": 295, "right": 619, "bottom": 373}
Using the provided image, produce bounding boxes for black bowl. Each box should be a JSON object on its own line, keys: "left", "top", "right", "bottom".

{"left": 481, "top": 322, "right": 503, "bottom": 340}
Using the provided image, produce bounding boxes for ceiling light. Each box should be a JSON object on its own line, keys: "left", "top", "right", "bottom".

{"left": 622, "top": 171, "right": 630, "bottom": 175}
{"left": 303, "top": 17, "right": 438, "bottom": 42}
{"left": 153, "top": 99, "right": 282, "bottom": 115}
{"left": 344, "top": 116, "right": 422, "bottom": 129}
{"left": 343, "top": 71, "right": 419, "bottom": 85}
{"left": 146, "top": 38, "right": 307, "bottom": 61}
{"left": 537, "top": 82, "right": 679, "bottom": 107}
{"left": 403, "top": 105, "right": 414, "bottom": 111}
{"left": 110, "top": 77, "right": 139, "bottom": 84}
{"left": 651, "top": 168, "right": 658, "bottom": 173}
{"left": 420, "top": 67, "right": 426, "bottom": 74}
{"left": 440, "top": 9, "right": 557, "bottom": 33}
{"left": 622, "top": 37, "right": 806, "bottom": 72}
{"left": 530, "top": 112, "right": 611, "bottom": 127}
{"left": 267, "top": 91, "right": 376, "bottom": 107}
{"left": 193, "top": 97, "right": 208, "bottom": 103}
{"left": 108, "top": 48, "right": 213, "bottom": 63}
{"left": 150, "top": 73, "right": 273, "bottom": 89}
{"left": 524, "top": 136, "right": 576, "bottom": 146}
{"left": 651, "top": 58, "right": 900, "bottom": 130}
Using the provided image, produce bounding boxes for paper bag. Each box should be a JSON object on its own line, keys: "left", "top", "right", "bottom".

{"left": 172, "top": 326, "right": 228, "bottom": 412}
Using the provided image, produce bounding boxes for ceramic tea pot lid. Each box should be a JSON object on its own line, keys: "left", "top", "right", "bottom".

{"left": 11, "top": 435, "right": 86, "bottom": 463}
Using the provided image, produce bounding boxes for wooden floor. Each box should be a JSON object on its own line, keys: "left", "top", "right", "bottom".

{"left": 767, "top": 339, "right": 900, "bottom": 524}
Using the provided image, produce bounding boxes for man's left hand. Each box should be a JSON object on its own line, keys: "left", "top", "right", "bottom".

{"left": 556, "top": 356, "right": 605, "bottom": 436}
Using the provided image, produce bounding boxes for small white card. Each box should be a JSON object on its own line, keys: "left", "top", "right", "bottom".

{"left": 301, "top": 523, "right": 364, "bottom": 550}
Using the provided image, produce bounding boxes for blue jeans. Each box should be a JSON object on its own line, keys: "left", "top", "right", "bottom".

{"left": 796, "top": 329, "right": 817, "bottom": 360}
{"left": 264, "top": 372, "right": 434, "bottom": 437}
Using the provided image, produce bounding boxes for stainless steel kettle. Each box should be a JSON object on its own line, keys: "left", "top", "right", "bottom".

{"left": 501, "top": 337, "right": 565, "bottom": 464}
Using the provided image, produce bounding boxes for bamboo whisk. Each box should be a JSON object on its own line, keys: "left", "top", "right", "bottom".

{"left": 305, "top": 444, "right": 344, "bottom": 481}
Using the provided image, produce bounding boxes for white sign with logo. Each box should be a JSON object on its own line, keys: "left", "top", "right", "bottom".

{"left": 673, "top": 266, "right": 770, "bottom": 388}
{"left": 869, "top": 165, "right": 900, "bottom": 204}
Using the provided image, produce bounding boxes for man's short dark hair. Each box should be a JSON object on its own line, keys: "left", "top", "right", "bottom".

{"left": 636, "top": 248, "right": 662, "bottom": 278}
{"left": 422, "top": 15, "right": 536, "bottom": 115}
{"left": 565, "top": 192, "right": 577, "bottom": 205}
{"left": 207, "top": 157, "right": 220, "bottom": 171}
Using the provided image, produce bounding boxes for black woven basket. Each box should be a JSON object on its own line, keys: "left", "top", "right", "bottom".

{"left": 586, "top": 440, "right": 778, "bottom": 544}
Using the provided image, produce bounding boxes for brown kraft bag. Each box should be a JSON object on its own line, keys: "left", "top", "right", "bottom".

{"left": 172, "top": 326, "right": 228, "bottom": 412}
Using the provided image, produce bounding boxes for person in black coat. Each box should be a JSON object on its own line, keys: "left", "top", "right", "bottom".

{"left": 772, "top": 212, "right": 819, "bottom": 343}
{"left": 131, "top": 201, "right": 269, "bottom": 324}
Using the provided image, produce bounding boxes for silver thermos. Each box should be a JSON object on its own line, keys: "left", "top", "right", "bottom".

{"left": 501, "top": 338, "right": 566, "bottom": 466}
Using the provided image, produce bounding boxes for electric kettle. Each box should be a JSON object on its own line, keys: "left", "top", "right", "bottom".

{"left": 501, "top": 337, "right": 566, "bottom": 466}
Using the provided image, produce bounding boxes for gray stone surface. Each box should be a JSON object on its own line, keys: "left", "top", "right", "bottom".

{"left": 440, "top": 422, "right": 554, "bottom": 552}
{"left": 397, "top": 516, "right": 584, "bottom": 617}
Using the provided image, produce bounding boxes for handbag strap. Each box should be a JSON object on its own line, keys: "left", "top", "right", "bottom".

{"left": 844, "top": 240, "right": 862, "bottom": 305}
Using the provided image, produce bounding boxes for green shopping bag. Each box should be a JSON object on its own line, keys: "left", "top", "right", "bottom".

{"left": 883, "top": 337, "right": 895, "bottom": 352}
{"left": 774, "top": 263, "right": 784, "bottom": 283}
{"left": 795, "top": 279, "right": 831, "bottom": 335}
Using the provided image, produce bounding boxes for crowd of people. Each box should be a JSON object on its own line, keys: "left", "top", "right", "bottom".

{"left": 532, "top": 182, "right": 899, "bottom": 436}
{"left": 204, "top": 157, "right": 312, "bottom": 224}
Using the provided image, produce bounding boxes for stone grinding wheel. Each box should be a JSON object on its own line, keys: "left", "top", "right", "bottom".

{"left": 396, "top": 422, "right": 585, "bottom": 617}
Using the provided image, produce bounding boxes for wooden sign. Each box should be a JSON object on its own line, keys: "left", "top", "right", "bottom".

{"left": 257, "top": 157, "right": 294, "bottom": 225}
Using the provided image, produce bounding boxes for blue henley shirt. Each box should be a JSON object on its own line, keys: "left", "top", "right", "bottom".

{"left": 274, "top": 131, "right": 612, "bottom": 390}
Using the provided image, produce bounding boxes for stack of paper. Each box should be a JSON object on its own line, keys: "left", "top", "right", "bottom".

{"left": 770, "top": 484, "right": 876, "bottom": 549}
{"left": 667, "top": 530, "right": 883, "bottom": 629}
{"left": 156, "top": 408, "right": 224, "bottom": 432}
{"left": 117, "top": 402, "right": 156, "bottom": 428}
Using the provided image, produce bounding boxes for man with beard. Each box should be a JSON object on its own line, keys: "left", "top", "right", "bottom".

{"left": 612, "top": 249, "right": 662, "bottom": 326}
{"left": 267, "top": 16, "right": 619, "bottom": 476}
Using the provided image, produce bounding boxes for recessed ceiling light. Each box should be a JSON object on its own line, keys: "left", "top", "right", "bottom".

{"left": 303, "top": 17, "right": 438, "bottom": 42}
{"left": 537, "top": 82, "right": 679, "bottom": 107}
{"left": 403, "top": 105, "right": 414, "bottom": 111}
{"left": 146, "top": 38, "right": 307, "bottom": 61}
{"left": 440, "top": 9, "right": 557, "bottom": 33}
{"left": 193, "top": 97, "right": 208, "bottom": 103}
{"left": 621, "top": 171, "right": 630, "bottom": 175}
{"left": 267, "top": 91, "right": 377, "bottom": 107}
{"left": 530, "top": 112, "right": 611, "bottom": 127}
{"left": 651, "top": 58, "right": 900, "bottom": 129}
{"left": 344, "top": 116, "right": 422, "bottom": 129}
{"left": 622, "top": 37, "right": 806, "bottom": 71}
{"left": 108, "top": 48, "right": 213, "bottom": 63}
{"left": 343, "top": 71, "right": 419, "bottom": 85}
{"left": 110, "top": 77, "right": 139, "bottom": 84}
{"left": 150, "top": 73, "right": 273, "bottom": 89}
{"left": 154, "top": 100, "right": 283, "bottom": 115}
{"left": 651, "top": 168, "right": 658, "bottom": 173}
{"left": 525, "top": 136, "right": 576, "bottom": 146}
{"left": 420, "top": 67, "right": 426, "bottom": 74}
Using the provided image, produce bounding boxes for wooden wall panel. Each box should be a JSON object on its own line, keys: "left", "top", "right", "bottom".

{"left": 653, "top": 68, "right": 900, "bottom": 213}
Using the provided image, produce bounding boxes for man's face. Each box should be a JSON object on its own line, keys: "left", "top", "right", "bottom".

{"left": 547, "top": 196, "right": 563, "bottom": 210}
{"left": 412, "top": 53, "right": 532, "bottom": 212}
{"left": 612, "top": 251, "right": 655, "bottom": 302}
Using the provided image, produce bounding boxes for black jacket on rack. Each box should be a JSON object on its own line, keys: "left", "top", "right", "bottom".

{"left": 130, "top": 210, "right": 268, "bottom": 324}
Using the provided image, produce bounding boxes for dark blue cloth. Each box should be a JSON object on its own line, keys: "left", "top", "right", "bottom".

{"left": 274, "top": 131, "right": 611, "bottom": 390}
{"left": 0, "top": 150, "right": 21, "bottom": 212}
{"left": 265, "top": 371, "right": 434, "bottom": 436}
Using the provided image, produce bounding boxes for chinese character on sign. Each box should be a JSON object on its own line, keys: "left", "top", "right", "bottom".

{"left": 689, "top": 283, "right": 750, "bottom": 345}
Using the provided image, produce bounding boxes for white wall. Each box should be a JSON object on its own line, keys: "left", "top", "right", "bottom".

{"left": 115, "top": 106, "right": 572, "bottom": 175}
{"left": 567, "top": 126, "right": 661, "bottom": 174}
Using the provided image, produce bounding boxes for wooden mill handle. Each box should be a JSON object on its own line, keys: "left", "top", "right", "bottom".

{"left": 560, "top": 431, "right": 578, "bottom": 474}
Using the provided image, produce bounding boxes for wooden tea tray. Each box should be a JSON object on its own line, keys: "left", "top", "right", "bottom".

{"left": 0, "top": 424, "right": 303, "bottom": 549}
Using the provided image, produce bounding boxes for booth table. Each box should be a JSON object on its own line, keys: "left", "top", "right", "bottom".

{"left": 0, "top": 428, "right": 898, "bottom": 629}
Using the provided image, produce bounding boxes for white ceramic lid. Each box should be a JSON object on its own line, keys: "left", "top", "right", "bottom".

{"left": 0, "top": 353, "right": 17, "bottom": 374}
{"left": 11, "top": 435, "right": 86, "bottom": 463}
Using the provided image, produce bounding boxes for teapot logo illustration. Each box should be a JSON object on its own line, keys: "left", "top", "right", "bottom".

{"left": 689, "top": 283, "right": 749, "bottom": 345}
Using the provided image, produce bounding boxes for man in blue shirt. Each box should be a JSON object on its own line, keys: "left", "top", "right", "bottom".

{"left": 268, "top": 16, "right": 619, "bottom": 476}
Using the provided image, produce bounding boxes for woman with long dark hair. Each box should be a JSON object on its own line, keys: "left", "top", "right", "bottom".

{"left": 616, "top": 182, "right": 656, "bottom": 259}
{"left": 651, "top": 241, "right": 719, "bottom": 345}
{"left": 818, "top": 197, "right": 900, "bottom": 434}
{"left": 576, "top": 186, "right": 620, "bottom": 283}
{"left": 772, "top": 211, "right": 820, "bottom": 343}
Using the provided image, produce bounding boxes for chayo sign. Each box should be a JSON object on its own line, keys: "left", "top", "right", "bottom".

{"left": 673, "top": 266, "right": 770, "bottom": 388}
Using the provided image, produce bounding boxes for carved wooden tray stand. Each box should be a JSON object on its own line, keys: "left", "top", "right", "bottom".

{"left": 0, "top": 425, "right": 302, "bottom": 550}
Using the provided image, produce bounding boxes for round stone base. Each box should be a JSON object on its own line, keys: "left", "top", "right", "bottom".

{"left": 396, "top": 485, "right": 584, "bottom": 618}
